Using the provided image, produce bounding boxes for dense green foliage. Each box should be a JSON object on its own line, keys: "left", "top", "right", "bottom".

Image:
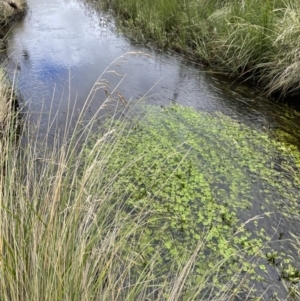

{"left": 98, "top": 0, "right": 300, "bottom": 97}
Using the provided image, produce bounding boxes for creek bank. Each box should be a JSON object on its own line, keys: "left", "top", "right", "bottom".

{"left": 0, "top": 0, "right": 26, "bottom": 133}
{"left": 97, "top": 0, "right": 300, "bottom": 100}
{"left": 0, "top": 0, "right": 27, "bottom": 26}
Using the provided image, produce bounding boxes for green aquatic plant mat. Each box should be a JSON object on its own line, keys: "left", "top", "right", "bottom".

{"left": 85, "top": 104, "right": 300, "bottom": 298}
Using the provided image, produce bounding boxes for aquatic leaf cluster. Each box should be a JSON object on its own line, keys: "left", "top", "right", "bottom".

{"left": 85, "top": 104, "right": 300, "bottom": 298}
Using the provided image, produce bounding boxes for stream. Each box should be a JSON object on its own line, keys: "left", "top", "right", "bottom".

{"left": 2, "top": 0, "right": 300, "bottom": 299}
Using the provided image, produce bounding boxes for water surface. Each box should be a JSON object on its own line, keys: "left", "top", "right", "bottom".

{"left": 4, "top": 0, "right": 300, "bottom": 137}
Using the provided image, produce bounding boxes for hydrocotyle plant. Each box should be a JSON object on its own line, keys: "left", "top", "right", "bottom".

{"left": 83, "top": 103, "right": 300, "bottom": 300}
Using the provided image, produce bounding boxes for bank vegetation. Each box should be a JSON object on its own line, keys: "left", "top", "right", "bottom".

{"left": 99, "top": 0, "right": 300, "bottom": 98}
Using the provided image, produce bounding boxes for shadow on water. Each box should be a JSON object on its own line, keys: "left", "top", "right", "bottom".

{"left": 1, "top": 0, "right": 300, "bottom": 299}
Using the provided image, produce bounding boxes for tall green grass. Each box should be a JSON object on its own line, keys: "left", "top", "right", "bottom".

{"left": 0, "top": 62, "right": 299, "bottom": 300}
{"left": 98, "top": 0, "right": 300, "bottom": 97}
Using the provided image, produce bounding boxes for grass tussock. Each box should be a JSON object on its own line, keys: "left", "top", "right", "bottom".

{"left": 97, "top": 0, "right": 300, "bottom": 97}
{"left": 0, "top": 55, "right": 300, "bottom": 299}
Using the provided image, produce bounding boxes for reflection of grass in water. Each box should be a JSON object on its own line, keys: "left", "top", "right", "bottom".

{"left": 92, "top": 104, "right": 300, "bottom": 299}
{"left": 98, "top": 0, "right": 300, "bottom": 97}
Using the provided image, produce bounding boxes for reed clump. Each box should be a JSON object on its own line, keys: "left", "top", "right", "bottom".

{"left": 99, "top": 0, "right": 300, "bottom": 98}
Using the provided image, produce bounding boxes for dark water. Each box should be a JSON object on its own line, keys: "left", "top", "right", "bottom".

{"left": 2, "top": 0, "right": 300, "bottom": 298}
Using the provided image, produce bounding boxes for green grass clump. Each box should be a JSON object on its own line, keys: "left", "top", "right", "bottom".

{"left": 96, "top": 0, "right": 300, "bottom": 97}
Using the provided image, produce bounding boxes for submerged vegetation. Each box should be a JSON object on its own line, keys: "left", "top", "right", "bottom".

{"left": 98, "top": 0, "right": 300, "bottom": 98}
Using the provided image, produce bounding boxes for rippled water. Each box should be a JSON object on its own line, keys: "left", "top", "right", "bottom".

{"left": 2, "top": 0, "right": 300, "bottom": 298}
